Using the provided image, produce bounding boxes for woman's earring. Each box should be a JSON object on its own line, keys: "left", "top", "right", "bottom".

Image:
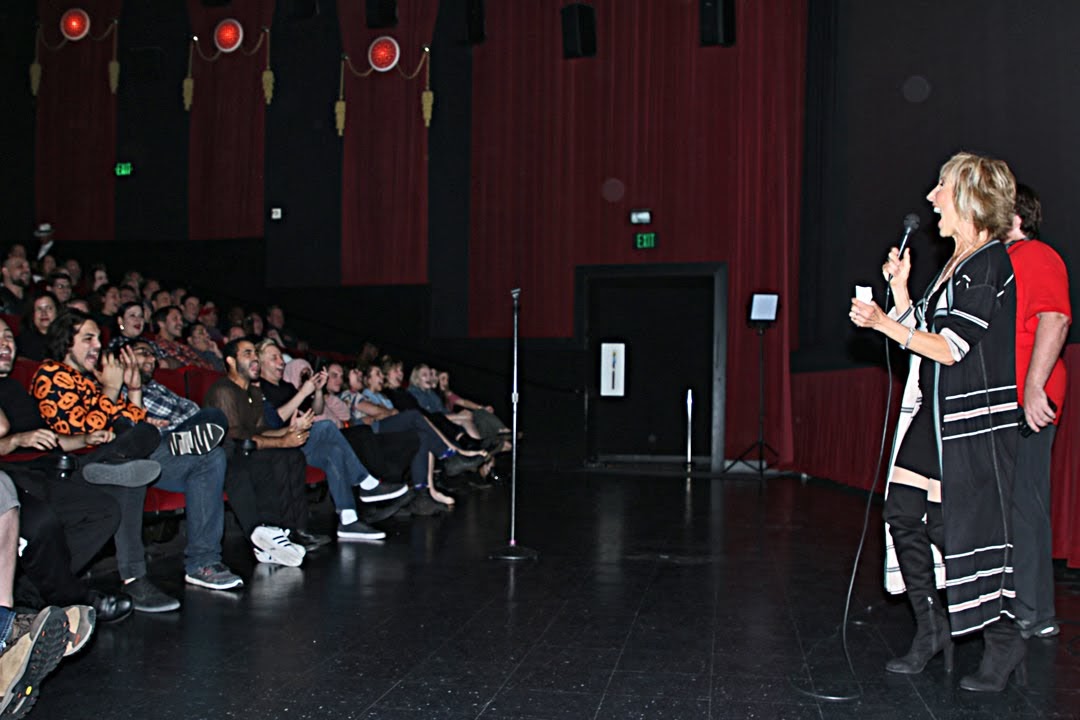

{"left": 119, "top": 324, "right": 125, "bottom": 331}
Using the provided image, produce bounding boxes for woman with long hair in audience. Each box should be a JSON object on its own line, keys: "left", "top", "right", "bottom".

{"left": 16, "top": 291, "right": 59, "bottom": 361}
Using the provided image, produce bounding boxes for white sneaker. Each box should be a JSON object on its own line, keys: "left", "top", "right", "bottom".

{"left": 249, "top": 526, "right": 304, "bottom": 567}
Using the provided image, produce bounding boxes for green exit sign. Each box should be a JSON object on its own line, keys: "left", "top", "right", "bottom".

{"left": 634, "top": 232, "right": 657, "bottom": 250}
{"left": 114, "top": 162, "right": 132, "bottom": 177}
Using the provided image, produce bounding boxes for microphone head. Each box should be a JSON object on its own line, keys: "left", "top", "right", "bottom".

{"left": 903, "top": 213, "right": 920, "bottom": 232}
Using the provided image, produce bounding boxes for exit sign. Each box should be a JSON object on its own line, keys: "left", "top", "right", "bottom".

{"left": 114, "top": 162, "right": 133, "bottom": 177}
{"left": 634, "top": 232, "right": 657, "bottom": 250}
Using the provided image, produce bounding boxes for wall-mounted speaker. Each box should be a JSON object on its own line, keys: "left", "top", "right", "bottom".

{"left": 561, "top": 3, "right": 596, "bottom": 59}
{"left": 700, "top": 0, "right": 735, "bottom": 47}
{"left": 366, "top": 0, "right": 397, "bottom": 29}
{"left": 466, "top": 0, "right": 485, "bottom": 45}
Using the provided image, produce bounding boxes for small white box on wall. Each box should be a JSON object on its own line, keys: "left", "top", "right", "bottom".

{"left": 600, "top": 343, "right": 626, "bottom": 397}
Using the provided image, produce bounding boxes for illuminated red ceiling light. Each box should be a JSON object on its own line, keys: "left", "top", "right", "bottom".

{"left": 60, "top": 8, "right": 91, "bottom": 41}
{"left": 214, "top": 18, "right": 244, "bottom": 53}
{"left": 368, "top": 36, "right": 400, "bottom": 72}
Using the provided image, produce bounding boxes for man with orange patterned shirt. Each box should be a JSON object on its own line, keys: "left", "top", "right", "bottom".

{"left": 32, "top": 309, "right": 179, "bottom": 613}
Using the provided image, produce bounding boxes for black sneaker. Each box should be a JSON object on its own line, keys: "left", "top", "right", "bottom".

{"left": 355, "top": 479, "right": 408, "bottom": 503}
{"left": 337, "top": 520, "right": 386, "bottom": 540}
{"left": 168, "top": 423, "right": 226, "bottom": 456}
{"left": 360, "top": 488, "right": 415, "bottom": 524}
{"left": 123, "top": 577, "right": 180, "bottom": 613}
{"left": 290, "top": 529, "right": 332, "bottom": 551}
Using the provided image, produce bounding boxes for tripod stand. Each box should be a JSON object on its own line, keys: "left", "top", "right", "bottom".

{"left": 723, "top": 323, "right": 778, "bottom": 482}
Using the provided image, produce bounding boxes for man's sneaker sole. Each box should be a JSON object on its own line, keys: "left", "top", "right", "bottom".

{"left": 253, "top": 548, "right": 303, "bottom": 567}
{"left": 61, "top": 606, "right": 94, "bottom": 657}
{"left": 356, "top": 483, "right": 409, "bottom": 503}
{"left": 82, "top": 460, "right": 161, "bottom": 487}
{"left": 337, "top": 528, "right": 387, "bottom": 541}
{"left": 0, "top": 607, "right": 68, "bottom": 719}
{"left": 185, "top": 573, "right": 245, "bottom": 591}
{"left": 169, "top": 423, "right": 226, "bottom": 456}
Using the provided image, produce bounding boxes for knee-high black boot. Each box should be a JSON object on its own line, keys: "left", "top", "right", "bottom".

{"left": 960, "top": 619, "right": 1027, "bottom": 692}
{"left": 884, "top": 492, "right": 954, "bottom": 674}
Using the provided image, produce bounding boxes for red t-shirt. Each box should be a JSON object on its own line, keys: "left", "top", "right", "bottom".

{"left": 1007, "top": 239, "right": 1071, "bottom": 420}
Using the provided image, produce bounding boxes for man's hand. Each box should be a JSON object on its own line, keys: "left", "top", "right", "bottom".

{"left": 146, "top": 417, "right": 170, "bottom": 429}
{"left": 10, "top": 429, "right": 59, "bottom": 451}
{"left": 120, "top": 346, "right": 142, "bottom": 390}
{"left": 86, "top": 429, "right": 115, "bottom": 446}
{"left": 311, "top": 368, "right": 328, "bottom": 391}
{"left": 1024, "top": 384, "right": 1057, "bottom": 432}
{"left": 95, "top": 352, "right": 125, "bottom": 394}
{"left": 290, "top": 409, "right": 315, "bottom": 432}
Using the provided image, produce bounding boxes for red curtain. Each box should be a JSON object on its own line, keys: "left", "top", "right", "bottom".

{"left": 338, "top": 1, "right": 437, "bottom": 285}
{"left": 34, "top": 0, "right": 123, "bottom": 242}
{"left": 186, "top": 0, "right": 274, "bottom": 241}
{"left": 793, "top": 350, "right": 1080, "bottom": 568}
{"left": 468, "top": 0, "right": 806, "bottom": 462}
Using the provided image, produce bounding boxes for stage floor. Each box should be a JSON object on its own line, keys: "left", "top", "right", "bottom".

{"left": 31, "top": 470, "right": 1080, "bottom": 719}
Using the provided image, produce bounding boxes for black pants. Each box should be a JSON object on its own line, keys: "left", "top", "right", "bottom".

{"left": 884, "top": 483, "right": 945, "bottom": 597}
{"left": 8, "top": 468, "right": 120, "bottom": 606}
{"left": 341, "top": 425, "right": 417, "bottom": 483}
{"left": 224, "top": 444, "right": 308, "bottom": 535}
{"left": 1012, "top": 425, "right": 1056, "bottom": 626}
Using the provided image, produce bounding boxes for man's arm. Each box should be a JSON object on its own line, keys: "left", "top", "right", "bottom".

{"left": 1024, "top": 311, "right": 1071, "bottom": 430}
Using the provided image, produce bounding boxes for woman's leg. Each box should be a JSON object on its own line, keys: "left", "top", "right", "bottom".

{"left": 882, "top": 471, "right": 952, "bottom": 674}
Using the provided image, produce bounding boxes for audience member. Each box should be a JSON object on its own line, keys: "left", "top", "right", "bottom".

{"left": 31, "top": 310, "right": 179, "bottom": 613}
{"left": 44, "top": 273, "right": 71, "bottom": 305}
{"left": 16, "top": 292, "right": 59, "bottom": 362}
{"left": 0, "top": 256, "right": 32, "bottom": 317}
{"left": 125, "top": 339, "right": 241, "bottom": 590}
{"left": 181, "top": 294, "right": 201, "bottom": 327}
{"left": 184, "top": 322, "right": 225, "bottom": 372}
{"left": 151, "top": 306, "right": 212, "bottom": 370}
{"left": 202, "top": 338, "right": 316, "bottom": 565}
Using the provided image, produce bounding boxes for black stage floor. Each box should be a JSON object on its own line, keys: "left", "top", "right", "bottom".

{"left": 30, "top": 470, "right": 1080, "bottom": 719}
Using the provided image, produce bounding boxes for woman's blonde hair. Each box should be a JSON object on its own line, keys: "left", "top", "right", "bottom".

{"left": 939, "top": 152, "right": 1016, "bottom": 239}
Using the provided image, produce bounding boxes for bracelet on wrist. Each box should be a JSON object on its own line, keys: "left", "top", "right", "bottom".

{"left": 902, "top": 326, "right": 916, "bottom": 350}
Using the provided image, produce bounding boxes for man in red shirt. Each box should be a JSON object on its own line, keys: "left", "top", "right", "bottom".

{"left": 1006, "top": 184, "right": 1071, "bottom": 639}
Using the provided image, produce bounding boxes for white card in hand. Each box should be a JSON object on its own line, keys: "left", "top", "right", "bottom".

{"left": 855, "top": 285, "right": 872, "bottom": 303}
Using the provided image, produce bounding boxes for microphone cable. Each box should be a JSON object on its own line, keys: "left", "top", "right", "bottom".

{"left": 790, "top": 283, "right": 901, "bottom": 703}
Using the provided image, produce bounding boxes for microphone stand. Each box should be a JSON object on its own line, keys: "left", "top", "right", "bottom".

{"left": 490, "top": 288, "right": 538, "bottom": 561}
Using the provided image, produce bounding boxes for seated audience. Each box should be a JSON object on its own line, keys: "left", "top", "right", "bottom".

{"left": 266, "top": 305, "right": 298, "bottom": 348}
{"left": 181, "top": 293, "right": 201, "bottom": 327}
{"left": 89, "top": 283, "right": 120, "bottom": 330}
{"left": 150, "top": 289, "right": 172, "bottom": 313}
{"left": 256, "top": 339, "right": 406, "bottom": 539}
{"left": 242, "top": 312, "right": 264, "bottom": 339}
{"left": 118, "top": 285, "right": 138, "bottom": 305}
{"left": 199, "top": 302, "right": 224, "bottom": 343}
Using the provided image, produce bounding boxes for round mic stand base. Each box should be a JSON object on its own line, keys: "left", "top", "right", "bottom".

{"left": 489, "top": 543, "right": 539, "bottom": 561}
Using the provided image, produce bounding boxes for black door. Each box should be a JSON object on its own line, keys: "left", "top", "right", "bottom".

{"left": 587, "top": 275, "right": 714, "bottom": 459}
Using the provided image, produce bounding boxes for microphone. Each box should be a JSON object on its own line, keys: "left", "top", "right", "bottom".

{"left": 897, "top": 213, "right": 920, "bottom": 257}
{"left": 888, "top": 213, "right": 920, "bottom": 282}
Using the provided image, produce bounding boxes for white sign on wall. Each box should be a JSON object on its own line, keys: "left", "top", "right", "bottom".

{"left": 600, "top": 343, "right": 626, "bottom": 397}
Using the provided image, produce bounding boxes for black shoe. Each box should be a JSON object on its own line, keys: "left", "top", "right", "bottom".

{"left": 355, "top": 479, "right": 409, "bottom": 503}
{"left": 87, "top": 590, "right": 134, "bottom": 624}
{"left": 123, "top": 578, "right": 180, "bottom": 613}
{"left": 360, "top": 489, "right": 415, "bottom": 524}
{"left": 409, "top": 494, "right": 450, "bottom": 516}
{"left": 82, "top": 460, "right": 161, "bottom": 487}
{"left": 960, "top": 620, "right": 1027, "bottom": 692}
{"left": 442, "top": 453, "right": 486, "bottom": 477}
{"left": 885, "top": 595, "right": 953, "bottom": 675}
{"left": 290, "top": 530, "right": 332, "bottom": 551}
